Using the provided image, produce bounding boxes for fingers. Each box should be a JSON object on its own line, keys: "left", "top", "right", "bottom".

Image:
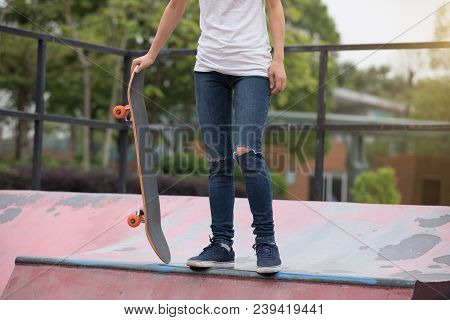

{"left": 131, "top": 55, "right": 154, "bottom": 74}
{"left": 269, "top": 71, "right": 276, "bottom": 92}
{"left": 131, "top": 59, "right": 140, "bottom": 75}
{"left": 278, "top": 75, "right": 287, "bottom": 93}
{"left": 131, "top": 57, "right": 147, "bottom": 74}
{"left": 270, "top": 77, "right": 282, "bottom": 94}
{"left": 268, "top": 61, "right": 287, "bottom": 94}
{"left": 135, "top": 62, "right": 142, "bottom": 74}
{"left": 271, "top": 76, "right": 287, "bottom": 94}
{"left": 271, "top": 76, "right": 279, "bottom": 94}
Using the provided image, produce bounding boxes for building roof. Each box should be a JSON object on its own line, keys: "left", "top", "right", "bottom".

{"left": 268, "top": 110, "right": 447, "bottom": 126}
{"left": 333, "top": 87, "right": 407, "bottom": 116}
{"left": 267, "top": 110, "right": 450, "bottom": 137}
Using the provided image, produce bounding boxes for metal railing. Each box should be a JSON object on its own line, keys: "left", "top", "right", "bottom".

{"left": 1, "top": 25, "right": 450, "bottom": 200}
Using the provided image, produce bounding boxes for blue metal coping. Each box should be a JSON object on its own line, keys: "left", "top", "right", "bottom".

{"left": 15, "top": 256, "right": 416, "bottom": 289}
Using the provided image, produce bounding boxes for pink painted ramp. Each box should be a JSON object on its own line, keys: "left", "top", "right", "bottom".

{"left": 1, "top": 190, "right": 449, "bottom": 299}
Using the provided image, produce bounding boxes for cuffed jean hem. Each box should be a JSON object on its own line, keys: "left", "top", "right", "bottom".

{"left": 254, "top": 236, "right": 276, "bottom": 245}
{"left": 211, "top": 237, "right": 233, "bottom": 248}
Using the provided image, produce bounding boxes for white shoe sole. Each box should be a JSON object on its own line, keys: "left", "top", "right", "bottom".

{"left": 256, "top": 265, "right": 282, "bottom": 274}
{"left": 186, "top": 260, "right": 235, "bottom": 268}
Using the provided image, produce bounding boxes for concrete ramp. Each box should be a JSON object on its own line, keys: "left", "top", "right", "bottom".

{"left": 1, "top": 191, "right": 449, "bottom": 299}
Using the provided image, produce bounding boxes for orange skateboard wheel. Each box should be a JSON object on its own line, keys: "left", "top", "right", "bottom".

{"left": 127, "top": 213, "right": 141, "bottom": 228}
{"left": 113, "top": 105, "right": 127, "bottom": 120}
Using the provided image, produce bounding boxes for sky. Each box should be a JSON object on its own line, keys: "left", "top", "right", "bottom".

{"left": 321, "top": 0, "right": 449, "bottom": 71}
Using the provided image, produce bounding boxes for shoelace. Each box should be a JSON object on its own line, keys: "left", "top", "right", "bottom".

{"left": 201, "top": 235, "right": 222, "bottom": 253}
{"left": 253, "top": 243, "right": 275, "bottom": 259}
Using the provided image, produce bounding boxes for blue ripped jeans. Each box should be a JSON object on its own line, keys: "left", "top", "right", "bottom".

{"left": 194, "top": 71, "right": 275, "bottom": 247}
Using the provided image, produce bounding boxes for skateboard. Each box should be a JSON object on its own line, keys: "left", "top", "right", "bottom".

{"left": 112, "top": 69, "right": 171, "bottom": 264}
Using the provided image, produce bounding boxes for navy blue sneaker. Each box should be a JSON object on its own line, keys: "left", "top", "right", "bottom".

{"left": 186, "top": 237, "right": 235, "bottom": 268}
{"left": 253, "top": 243, "right": 282, "bottom": 274}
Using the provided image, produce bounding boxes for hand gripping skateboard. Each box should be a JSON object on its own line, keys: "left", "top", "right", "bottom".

{"left": 112, "top": 69, "right": 171, "bottom": 264}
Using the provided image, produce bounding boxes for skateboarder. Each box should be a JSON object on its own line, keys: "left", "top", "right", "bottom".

{"left": 131, "top": 0, "right": 286, "bottom": 274}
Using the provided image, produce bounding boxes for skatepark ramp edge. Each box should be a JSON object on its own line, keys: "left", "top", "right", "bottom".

{"left": 12, "top": 256, "right": 418, "bottom": 288}
{"left": 2, "top": 255, "right": 420, "bottom": 300}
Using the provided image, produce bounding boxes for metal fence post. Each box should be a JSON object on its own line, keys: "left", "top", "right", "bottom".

{"left": 117, "top": 55, "right": 132, "bottom": 193}
{"left": 31, "top": 39, "right": 47, "bottom": 190}
{"left": 312, "top": 50, "right": 328, "bottom": 201}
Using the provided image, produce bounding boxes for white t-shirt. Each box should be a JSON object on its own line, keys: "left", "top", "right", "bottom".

{"left": 194, "top": 0, "right": 272, "bottom": 77}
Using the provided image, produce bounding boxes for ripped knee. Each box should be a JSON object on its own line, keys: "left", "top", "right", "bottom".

{"left": 233, "top": 146, "right": 264, "bottom": 160}
{"left": 233, "top": 147, "right": 266, "bottom": 176}
{"left": 208, "top": 156, "right": 234, "bottom": 177}
{"left": 234, "top": 146, "right": 251, "bottom": 157}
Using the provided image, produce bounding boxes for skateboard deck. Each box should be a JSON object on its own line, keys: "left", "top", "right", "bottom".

{"left": 113, "top": 69, "right": 171, "bottom": 264}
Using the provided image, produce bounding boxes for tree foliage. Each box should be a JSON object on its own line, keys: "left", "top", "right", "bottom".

{"left": 411, "top": 77, "right": 450, "bottom": 122}
{"left": 336, "top": 63, "right": 408, "bottom": 102}
{"left": 351, "top": 166, "right": 401, "bottom": 204}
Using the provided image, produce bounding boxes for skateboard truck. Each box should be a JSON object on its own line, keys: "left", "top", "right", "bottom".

{"left": 112, "top": 105, "right": 131, "bottom": 121}
{"left": 127, "top": 209, "right": 145, "bottom": 228}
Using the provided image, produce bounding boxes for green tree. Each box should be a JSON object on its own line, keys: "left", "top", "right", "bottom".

{"left": 0, "top": 33, "right": 37, "bottom": 159}
{"left": 0, "top": 0, "right": 62, "bottom": 161}
{"left": 336, "top": 63, "right": 408, "bottom": 102}
{"left": 351, "top": 167, "right": 401, "bottom": 204}
{"left": 412, "top": 77, "right": 450, "bottom": 122}
{"left": 284, "top": 0, "right": 339, "bottom": 43}
{"left": 1, "top": 0, "right": 161, "bottom": 167}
